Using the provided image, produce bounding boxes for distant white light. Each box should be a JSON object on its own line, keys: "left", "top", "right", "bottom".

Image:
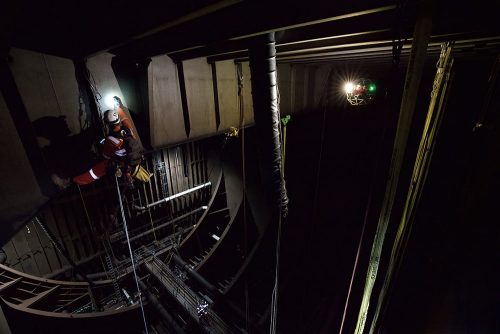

{"left": 212, "top": 234, "right": 220, "bottom": 241}
{"left": 345, "top": 78, "right": 377, "bottom": 106}
{"left": 344, "top": 82, "right": 354, "bottom": 94}
{"left": 202, "top": 206, "right": 208, "bottom": 210}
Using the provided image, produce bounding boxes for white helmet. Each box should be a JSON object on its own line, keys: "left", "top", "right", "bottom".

{"left": 104, "top": 110, "right": 120, "bottom": 125}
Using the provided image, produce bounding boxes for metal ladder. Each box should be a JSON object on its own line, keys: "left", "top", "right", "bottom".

{"left": 102, "top": 239, "right": 123, "bottom": 305}
{"left": 154, "top": 151, "right": 169, "bottom": 199}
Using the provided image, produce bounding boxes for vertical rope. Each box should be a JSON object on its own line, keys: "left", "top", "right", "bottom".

{"left": 43, "top": 54, "right": 64, "bottom": 118}
{"left": 339, "top": 185, "right": 373, "bottom": 334}
{"left": 269, "top": 204, "right": 284, "bottom": 334}
{"left": 115, "top": 176, "right": 149, "bottom": 334}
{"left": 238, "top": 62, "right": 250, "bottom": 333}
{"left": 298, "top": 68, "right": 332, "bottom": 329}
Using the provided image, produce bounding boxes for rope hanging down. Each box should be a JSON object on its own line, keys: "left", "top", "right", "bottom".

{"left": 269, "top": 106, "right": 289, "bottom": 334}
{"left": 115, "top": 176, "right": 149, "bottom": 334}
{"left": 237, "top": 62, "right": 251, "bottom": 332}
{"left": 269, "top": 152, "right": 287, "bottom": 333}
{"left": 339, "top": 91, "right": 393, "bottom": 334}
{"left": 269, "top": 212, "right": 282, "bottom": 334}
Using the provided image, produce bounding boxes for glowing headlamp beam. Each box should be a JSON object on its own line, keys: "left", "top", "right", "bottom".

{"left": 104, "top": 94, "right": 121, "bottom": 110}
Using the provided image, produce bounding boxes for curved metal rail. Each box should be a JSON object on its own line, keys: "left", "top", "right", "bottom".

{"left": 0, "top": 263, "right": 129, "bottom": 316}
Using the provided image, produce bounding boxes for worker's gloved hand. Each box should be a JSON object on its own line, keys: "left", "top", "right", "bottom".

{"left": 51, "top": 174, "right": 71, "bottom": 189}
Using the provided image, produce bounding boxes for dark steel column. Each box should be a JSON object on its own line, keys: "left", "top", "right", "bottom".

{"left": 171, "top": 254, "right": 219, "bottom": 297}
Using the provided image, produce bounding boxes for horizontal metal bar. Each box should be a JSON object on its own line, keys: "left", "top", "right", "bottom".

{"left": 133, "top": 182, "right": 211, "bottom": 211}
{"left": 126, "top": 207, "right": 206, "bottom": 243}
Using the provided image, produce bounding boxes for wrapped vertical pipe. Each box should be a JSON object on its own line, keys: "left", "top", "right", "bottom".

{"left": 248, "top": 32, "right": 289, "bottom": 218}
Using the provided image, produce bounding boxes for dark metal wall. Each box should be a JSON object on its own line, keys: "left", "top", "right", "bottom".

{"left": 1, "top": 48, "right": 213, "bottom": 278}
{"left": 149, "top": 55, "right": 254, "bottom": 147}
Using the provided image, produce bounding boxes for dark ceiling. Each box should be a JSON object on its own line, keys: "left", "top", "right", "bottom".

{"left": 3, "top": 0, "right": 499, "bottom": 62}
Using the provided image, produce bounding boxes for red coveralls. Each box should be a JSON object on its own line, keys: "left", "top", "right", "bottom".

{"left": 72, "top": 136, "right": 127, "bottom": 185}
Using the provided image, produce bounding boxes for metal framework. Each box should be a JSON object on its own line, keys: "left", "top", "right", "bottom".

{"left": 0, "top": 263, "right": 116, "bottom": 314}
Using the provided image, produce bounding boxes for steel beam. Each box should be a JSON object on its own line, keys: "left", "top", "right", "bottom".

{"left": 133, "top": 183, "right": 211, "bottom": 211}
{"left": 109, "top": 2, "right": 396, "bottom": 59}
{"left": 353, "top": 1, "right": 433, "bottom": 333}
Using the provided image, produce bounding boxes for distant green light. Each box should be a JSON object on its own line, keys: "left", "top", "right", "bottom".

{"left": 368, "top": 84, "right": 376, "bottom": 92}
